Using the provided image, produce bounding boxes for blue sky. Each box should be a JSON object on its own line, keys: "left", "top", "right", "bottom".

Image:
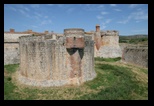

{"left": 4, "top": 4, "right": 148, "bottom": 35}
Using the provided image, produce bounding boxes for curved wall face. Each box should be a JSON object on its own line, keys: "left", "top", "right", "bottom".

{"left": 18, "top": 29, "right": 96, "bottom": 87}
{"left": 94, "top": 31, "right": 122, "bottom": 58}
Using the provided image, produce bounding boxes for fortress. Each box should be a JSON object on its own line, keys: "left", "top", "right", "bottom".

{"left": 4, "top": 25, "right": 122, "bottom": 86}
{"left": 4, "top": 25, "right": 122, "bottom": 65}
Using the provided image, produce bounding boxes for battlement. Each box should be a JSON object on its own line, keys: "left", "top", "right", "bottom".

{"left": 100, "top": 30, "right": 119, "bottom": 36}
{"left": 4, "top": 33, "right": 32, "bottom": 43}
{"left": 64, "top": 28, "right": 85, "bottom": 37}
{"left": 19, "top": 35, "right": 45, "bottom": 42}
{"left": 5, "top": 28, "right": 50, "bottom": 35}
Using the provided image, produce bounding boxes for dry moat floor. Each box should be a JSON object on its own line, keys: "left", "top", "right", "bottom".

{"left": 4, "top": 57, "right": 148, "bottom": 100}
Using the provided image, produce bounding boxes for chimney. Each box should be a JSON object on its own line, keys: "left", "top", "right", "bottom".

{"left": 45, "top": 30, "right": 49, "bottom": 34}
{"left": 10, "top": 29, "right": 15, "bottom": 33}
{"left": 96, "top": 24, "right": 100, "bottom": 32}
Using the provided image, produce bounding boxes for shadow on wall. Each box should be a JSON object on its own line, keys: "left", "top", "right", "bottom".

{"left": 66, "top": 48, "right": 84, "bottom": 59}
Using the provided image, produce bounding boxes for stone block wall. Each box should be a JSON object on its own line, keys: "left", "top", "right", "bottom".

{"left": 94, "top": 30, "right": 122, "bottom": 58}
{"left": 4, "top": 33, "right": 31, "bottom": 65}
{"left": 4, "top": 43, "right": 19, "bottom": 65}
{"left": 18, "top": 29, "right": 96, "bottom": 87}
{"left": 122, "top": 46, "right": 148, "bottom": 68}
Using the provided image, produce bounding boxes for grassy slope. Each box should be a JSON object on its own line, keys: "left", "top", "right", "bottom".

{"left": 4, "top": 59, "right": 148, "bottom": 100}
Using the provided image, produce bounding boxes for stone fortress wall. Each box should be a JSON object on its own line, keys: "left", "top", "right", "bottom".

{"left": 122, "top": 46, "right": 148, "bottom": 68}
{"left": 4, "top": 26, "right": 122, "bottom": 65}
{"left": 4, "top": 29, "right": 56, "bottom": 65}
{"left": 18, "top": 28, "right": 96, "bottom": 86}
{"left": 93, "top": 25, "right": 122, "bottom": 58}
{"left": 4, "top": 25, "right": 148, "bottom": 69}
{"left": 4, "top": 33, "right": 31, "bottom": 65}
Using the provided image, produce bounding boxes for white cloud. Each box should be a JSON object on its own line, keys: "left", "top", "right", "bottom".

{"left": 9, "top": 7, "right": 17, "bottom": 11}
{"left": 31, "top": 25, "right": 38, "bottom": 28}
{"left": 137, "top": 8, "right": 142, "bottom": 11}
{"left": 47, "top": 4, "right": 54, "bottom": 6}
{"left": 24, "top": 7, "right": 30, "bottom": 11}
{"left": 58, "top": 4, "right": 64, "bottom": 8}
{"left": 117, "top": 9, "right": 148, "bottom": 24}
{"left": 19, "top": 9, "right": 30, "bottom": 18}
{"left": 84, "top": 4, "right": 105, "bottom": 11}
{"left": 130, "top": 11, "right": 148, "bottom": 20}
{"left": 136, "top": 20, "right": 140, "bottom": 23}
{"left": 105, "top": 19, "right": 112, "bottom": 23}
{"left": 33, "top": 16, "right": 40, "bottom": 21}
{"left": 96, "top": 15, "right": 103, "bottom": 20}
{"left": 31, "top": 4, "right": 40, "bottom": 8}
{"left": 41, "top": 20, "right": 52, "bottom": 25}
{"left": 98, "top": 5, "right": 104, "bottom": 8}
{"left": 17, "top": 4, "right": 30, "bottom": 12}
{"left": 129, "top": 4, "right": 141, "bottom": 8}
{"left": 66, "top": 8, "right": 75, "bottom": 14}
{"left": 114, "top": 9, "right": 122, "bottom": 12}
{"left": 101, "top": 24, "right": 106, "bottom": 29}
{"left": 101, "top": 12, "right": 109, "bottom": 15}
{"left": 86, "top": 4, "right": 91, "bottom": 6}
{"left": 100, "top": 19, "right": 112, "bottom": 29}
{"left": 44, "top": 16, "right": 48, "bottom": 18}
{"left": 117, "top": 19, "right": 129, "bottom": 24}
{"left": 96, "top": 10, "right": 112, "bottom": 29}
{"left": 110, "top": 4, "right": 117, "bottom": 7}
{"left": 19, "top": 9, "right": 25, "bottom": 14}
{"left": 34, "top": 12, "right": 42, "bottom": 17}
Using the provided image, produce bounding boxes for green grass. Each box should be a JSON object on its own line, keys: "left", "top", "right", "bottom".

{"left": 4, "top": 60, "right": 148, "bottom": 100}
{"left": 78, "top": 64, "right": 147, "bottom": 100}
{"left": 94, "top": 57, "right": 121, "bottom": 62}
{"left": 4, "top": 64, "right": 19, "bottom": 74}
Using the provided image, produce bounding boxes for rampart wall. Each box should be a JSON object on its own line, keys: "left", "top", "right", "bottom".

{"left": 122, "top": 46, "right": 148, "bottom": 68}
{"left": 4, "top": 34, "right": 31, "bottom": 65}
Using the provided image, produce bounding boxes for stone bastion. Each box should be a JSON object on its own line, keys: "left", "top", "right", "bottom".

{"left": 94, "top": 30, "right": 122, "bottom": 58}
{"left": 18, "top": 28, "right": 96, "bottom": 87}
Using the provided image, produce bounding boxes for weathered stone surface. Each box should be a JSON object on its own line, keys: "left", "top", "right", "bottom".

{"left": 4, "top": 26, "right": 122, "bottom": 65}
{"left": 64, "top": 28, "right": 84, "bottom": 37}
{"left": 18, "top": 29, "right": 96, "bottom": 87}
{"left": 4, "top": 33, "right": 31, "bottom": 65}
{"left": 4, "top": 43, "right": 19, "bottom": 65}
{"left": 94, "top": 30, "right": 122, "bottom": 58}
{"left": 66, "top": 37, "right": 85, "bottom": 48}
{"left": 4, "top": 33, "right": 31, "bottom": 42}
{"left": 122, "top": 46, "right": 148, "bottom": 68}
